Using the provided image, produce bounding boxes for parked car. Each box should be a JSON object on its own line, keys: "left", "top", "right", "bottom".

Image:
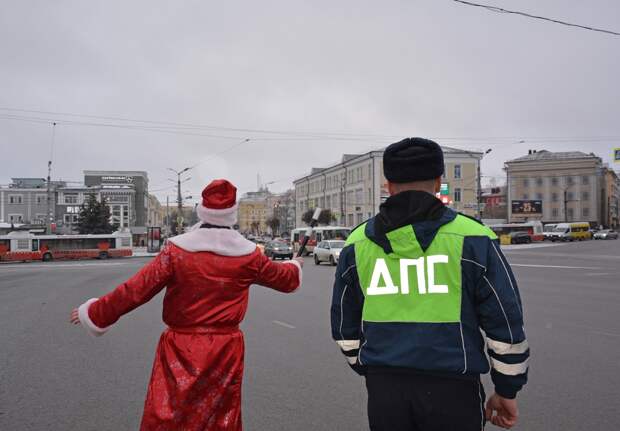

{"left": 313, "top": 240, "right": 346, "bottom": 266}
{"left": 593, "top": 229, "right": 618, "bottom": 240}
{"left": 510, "top": 231, "right": 532, "bottom": 244}
{"left": 264, "top": 240, "right": 293, "bottom": 259}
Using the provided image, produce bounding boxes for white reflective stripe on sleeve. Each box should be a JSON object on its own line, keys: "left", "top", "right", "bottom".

{"left": 346, "top": 356, "right": 358, "bottom": 365}
{"left": 490, "top": 357, "right": 528, "bottom": 376}
{"left": 337, "top": 339, "right": 360, "bottom": 351}
{"left": 488, "top": 338, "right": 529, "bottom": 355}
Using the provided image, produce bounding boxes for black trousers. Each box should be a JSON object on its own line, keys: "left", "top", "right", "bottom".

{"left": 366, "top": 371, "right": 486, "bottom": 431}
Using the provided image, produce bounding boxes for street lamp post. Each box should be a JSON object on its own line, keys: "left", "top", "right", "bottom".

{"left": 167, "top": 167, "right": 192, "bottom": 235}
{"left": 477, "top": 149, "right": 492, "bottom": 219}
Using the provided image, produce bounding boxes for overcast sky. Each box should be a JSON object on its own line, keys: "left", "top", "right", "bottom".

{"left": 1, "top": 0, "right": 619, "bottom": 203}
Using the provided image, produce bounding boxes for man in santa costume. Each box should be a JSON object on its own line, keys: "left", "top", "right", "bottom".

{"left": 70, "top": 179, "right": 303, "bottom": 431}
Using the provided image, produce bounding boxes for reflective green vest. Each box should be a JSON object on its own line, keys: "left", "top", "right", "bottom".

{"left": 346, "top": 215, "right": 497, "bottom": 324}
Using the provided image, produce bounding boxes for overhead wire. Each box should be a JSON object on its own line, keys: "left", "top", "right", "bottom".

{"left": 453, "top": 0, "right": 620, "bottom": 37}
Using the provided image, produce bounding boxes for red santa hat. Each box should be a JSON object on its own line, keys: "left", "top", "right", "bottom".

{"left": 196, "top": 179, "right": 238, "bottom": 227}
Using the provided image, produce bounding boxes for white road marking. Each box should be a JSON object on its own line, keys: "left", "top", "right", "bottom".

{"left": 591, "top": 330, "right": 620, "bottom": 338}
{"left": 510, "top": 263, "right": 600, "bottom": 270}
{"left": 584, "top": 273, "right": 611, "bottom": 276}
{"left": 272, "top": 320, "right": 296, "bottom": 329}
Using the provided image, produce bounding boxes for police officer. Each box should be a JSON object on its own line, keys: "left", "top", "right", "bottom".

{"left": 331, "top": 138, "right": 528, "bottom": 430}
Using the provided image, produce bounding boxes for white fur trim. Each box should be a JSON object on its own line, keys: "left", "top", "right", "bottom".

{"left": 281, "top": 259, "right": 302, "bottom": 291}
{"left": 168, "top": 227, "right": 257, "bottom": 256}
{"left": 78, "top": 298, "right": 110, "bottom": 337}
{"left": 196, "top": 203, "right": 238, "bottom": 226}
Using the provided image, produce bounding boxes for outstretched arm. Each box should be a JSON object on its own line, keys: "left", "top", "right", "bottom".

{"left": 254, "top": 253, "right": 303, "bottom": 293}
{"left": 71, "top": 245, "right": 174, "bottom": 336}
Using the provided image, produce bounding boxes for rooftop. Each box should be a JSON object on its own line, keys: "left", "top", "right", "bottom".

{"left": 507, "top": 150, "right": 601, "bottom": 163}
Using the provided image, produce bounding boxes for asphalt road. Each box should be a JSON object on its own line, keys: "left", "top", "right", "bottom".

{"left": 1, "top": 239, "right": 620, "bottom": 430}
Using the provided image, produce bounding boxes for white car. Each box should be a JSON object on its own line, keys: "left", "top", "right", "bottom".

{"left": 313, "top": 240, "right": 345, "bottom": 266}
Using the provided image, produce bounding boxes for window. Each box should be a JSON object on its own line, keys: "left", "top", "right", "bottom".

{"left": 64, "top": 214, "right": 79, "bottom": 224}
{"left": 36, "top": 194, "right": 47, "bottom": 204}
{"left": 9, "top": 214, "right": 23, "bottom": 222}
{"left": 582, "top": 207, "right": 590, "bottom": 217}
{"left": 523, "top": 179, "right": 529, "bottom": 187}
{"left": 567, "top": 208, "right": 574, "bottom": 219}
{"left": 567, "top": 192, "right": 575, "bottom": 201}
{"left": 67, "top": 206, "right": 81, "bottom": 214}
{"left": 347, "top": 214, "right": 354, "bottom": 227}
{"left": 552, "top": 208, "right": 559, "bottom": 217}
{"left": 454, "top": 165, "right": 461, "bottom": 179}
{"left": 582, "top": 176, "right": 590, "bottom": 185}
{"left": 454, "top": 188, "right": 462, "bottom": 202}
{"left": 566, "top": 176, "right": 574, "bottom": 185}
{"left": 108, "top": 195, "right": 130, "bottom": 203}
{"left": 17, "top": 239, "right": 29, "bottom": 250}
{"left": 9, "top": 195, "right": 23, "bottom": 204}
{"left": 522, "top": 193, "right": 529, "bottom": 200}
{"left": 355, "top": 189, "right": 363, "bottom": 204}
{"left": 551, "top": 192, "right": 558, "bottom": 202}
{"left": 536, "top": 193, "right": 543, "bottom": 200}
{"left": 356, "top": 213, "right": 363, "bottom": 225}
{"left": 64, "top": 193, "right": 78, "bottom": 204}
{"left": 582, "top": 191, "right": 589, "bottom": 201}
{"left": 551, "top": 177, "right": 558, "bottom": 186}
{"left": 326, "top": 195, "right": 331, "bottom": 209}
{"left": 346, "top": 191, "right": 354, "bottom": 205}
{"left": 536, "top": 178, "right": 543, "bottom": 186}
{"left": 368, "top": 164, "right": 372, "bottom": 180}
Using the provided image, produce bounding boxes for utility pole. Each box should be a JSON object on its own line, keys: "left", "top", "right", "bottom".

{"left": 477, "top": 149, "right": 492, "bottom": 220}
{"left": 167, "top": 167, "right": 192, "bottom": 235}
{"left": 166, "top": 196, "right": 170, "bottom": 234}
{"left": 564, "top": 190, "right": 568, "bottom": 222}
{"left": 46, "top": 122, "right": 56, "bottom": 234}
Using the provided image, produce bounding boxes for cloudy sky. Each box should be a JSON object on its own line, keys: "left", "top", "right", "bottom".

{"left": 1, "top": 0, "right": 619, "bottom": 203}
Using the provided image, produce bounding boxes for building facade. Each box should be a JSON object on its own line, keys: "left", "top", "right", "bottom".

{"left": 481, "top": 186, "right": 508, "bottom": 222}
{"left": 603, "top": 168, "right": 619, "bottom": 228}
{"left": 505, "top": 150, "right": 605, "bottom": 225}
{"left": 1, "top": 171, "right": 153, "bottom": 237}
{"left": 84, "top": 171, "right": 149, "bottom": 233}
{"left": 237, "top": 189, "right": 271, "bottom": 235}
{"left": 0, "top": 178, "right": 55, "bottom": 226}
{"left": 293, "top": 147, "right": 482, "bottom": 228}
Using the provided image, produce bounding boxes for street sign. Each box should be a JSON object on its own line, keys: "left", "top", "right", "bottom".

{"left": 614, "top": 148, "right": 620, "bottom": 162}
{"left": 440, "top": 183, "right": 449, "bottom": 195}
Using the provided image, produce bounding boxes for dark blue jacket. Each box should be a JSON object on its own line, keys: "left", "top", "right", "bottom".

{"left": 330, "top": 191, "right": 529, "bottom": 399}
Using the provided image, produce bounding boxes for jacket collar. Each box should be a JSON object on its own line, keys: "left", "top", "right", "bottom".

{"left": 367, "top": 190, "right": 457, "bottom": 253}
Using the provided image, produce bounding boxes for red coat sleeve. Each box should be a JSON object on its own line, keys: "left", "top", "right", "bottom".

{"left": 79, "top": 245, "right": 174, "bottom": 335}
{"left": 254, "top": 253, "right": 301, "bottom": 293}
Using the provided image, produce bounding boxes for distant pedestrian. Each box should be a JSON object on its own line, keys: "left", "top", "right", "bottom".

{"left": 71, "top": 179, "right": 303, "bottom": 430}
{"left": 331, "top": 138, "right": 528, "bottom": 430}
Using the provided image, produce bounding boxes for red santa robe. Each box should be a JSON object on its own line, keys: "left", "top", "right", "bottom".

{"left": 77, "top": 227, "right": 301, "bottom": 430}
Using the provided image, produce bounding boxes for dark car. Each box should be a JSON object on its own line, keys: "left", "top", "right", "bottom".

{"left": 510, "top": 231, "right": 532, "bottom": 244}
{"left": 264, "top": 240, "right": 293, "bottom": 260}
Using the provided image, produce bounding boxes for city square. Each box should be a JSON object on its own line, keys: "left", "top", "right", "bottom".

{"left": 1, "top": 239, "right": 620, "bottom": 430}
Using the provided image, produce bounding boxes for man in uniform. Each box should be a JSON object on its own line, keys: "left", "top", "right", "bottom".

{"left": 331, "top": 138, "right": 528, "bottom": 430}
